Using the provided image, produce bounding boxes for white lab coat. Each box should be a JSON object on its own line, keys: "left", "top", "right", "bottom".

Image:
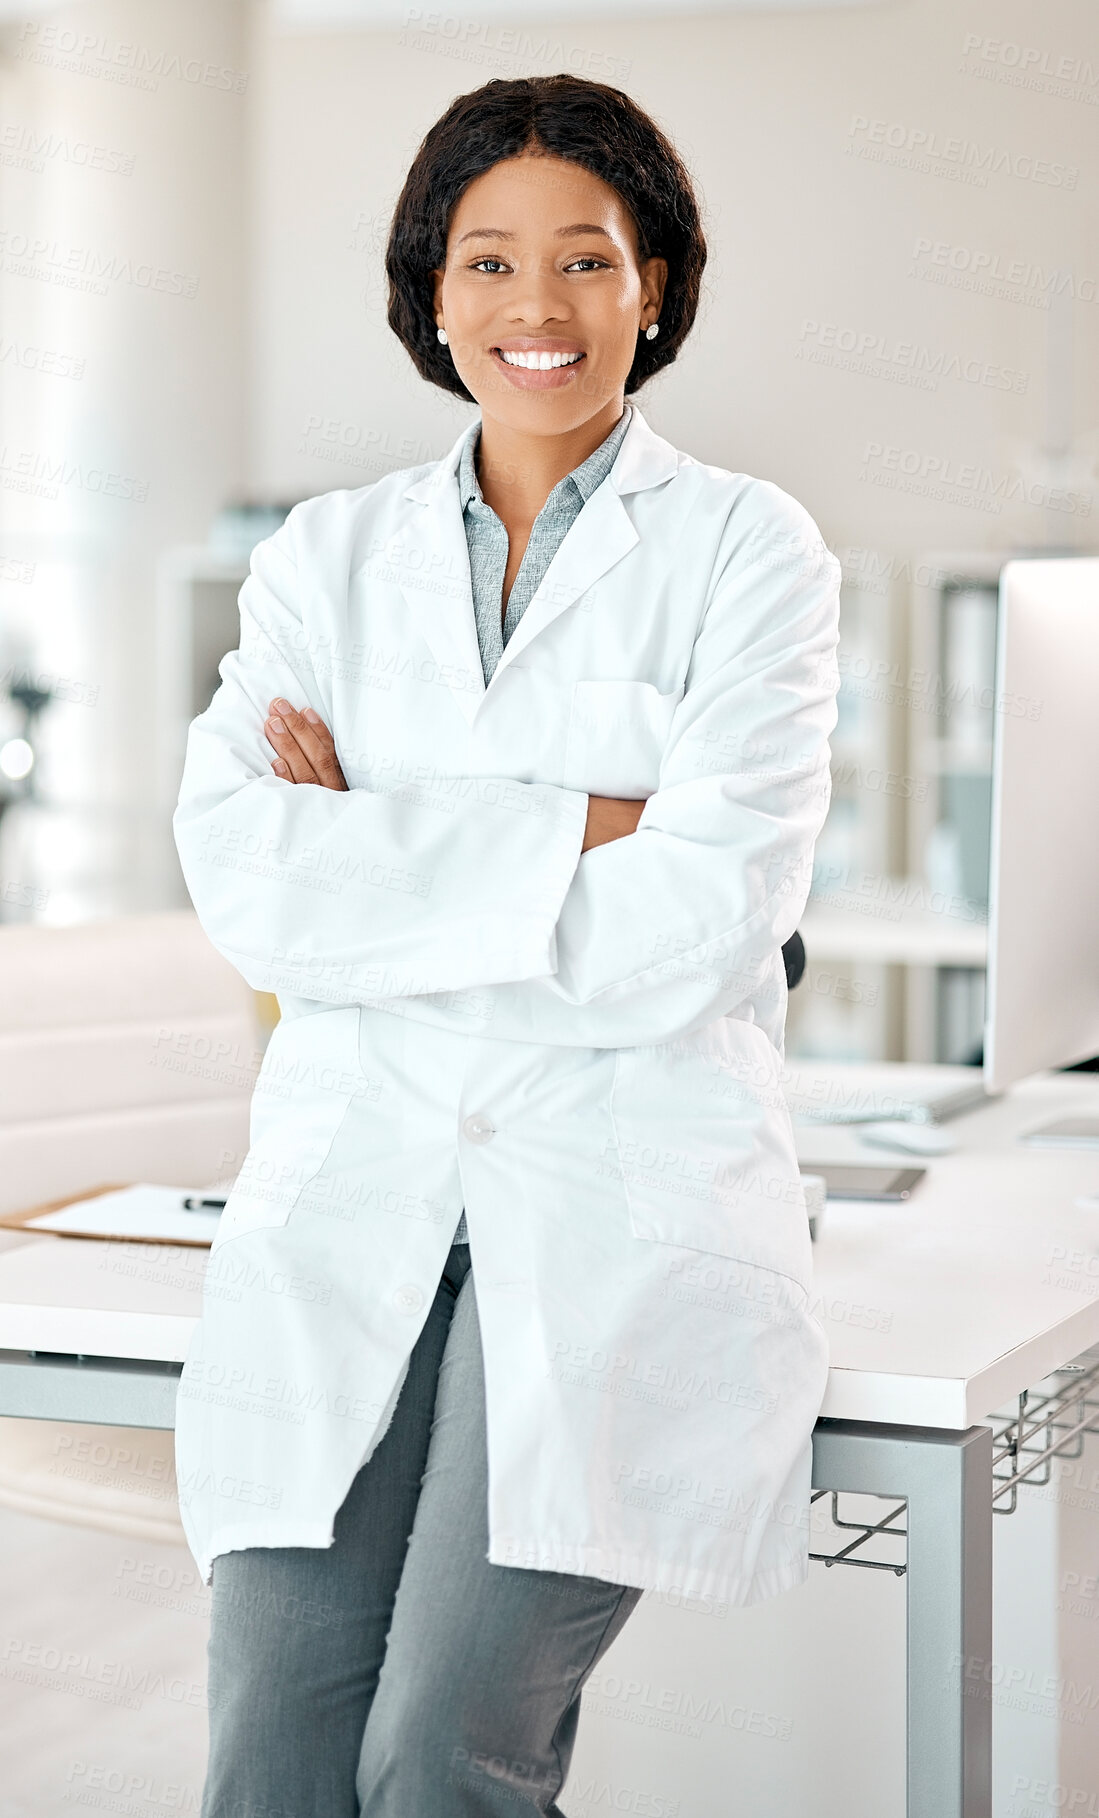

{"left": 172, "top": 402, "right": 841, "bottom": 1606}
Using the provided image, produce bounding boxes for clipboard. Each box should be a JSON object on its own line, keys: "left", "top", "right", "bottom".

{"left": 0, "top": 1182, "right": 223, "bottom": 1248}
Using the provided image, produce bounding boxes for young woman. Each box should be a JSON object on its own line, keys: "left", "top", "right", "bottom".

{"left": 173, "top": 73, "right": 841, "bottom": 1818}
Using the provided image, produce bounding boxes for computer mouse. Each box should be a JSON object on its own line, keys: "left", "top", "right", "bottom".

{"left": 856, "top": 1120, "right": 957, "bottom": 1156}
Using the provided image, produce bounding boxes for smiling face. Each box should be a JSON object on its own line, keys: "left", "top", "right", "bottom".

{"left": 431, "top": 150, "right": 666, "bottom": 440}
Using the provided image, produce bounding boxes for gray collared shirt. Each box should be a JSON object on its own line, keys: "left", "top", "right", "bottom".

{"left": 449, "top": 402, "right": 632, "bottom": 1243}
{"left": 457, "top": 402, "right": 633, "bottom": 686}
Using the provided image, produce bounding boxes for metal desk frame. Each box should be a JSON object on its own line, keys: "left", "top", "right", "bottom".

{"left": 11, "top": 1346, "right": 1099, "bottom": 1818}
{"left": 812, "top": 1418, "right": 992, "bottom": 1818}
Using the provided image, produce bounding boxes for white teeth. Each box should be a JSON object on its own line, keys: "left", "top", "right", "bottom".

{"left": 499, "top": 349, "right": 583, "bottom": 370}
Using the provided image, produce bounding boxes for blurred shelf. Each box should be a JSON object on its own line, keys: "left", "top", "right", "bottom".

{"left": 801, "top": 881, "right": 987, "bottom": 967}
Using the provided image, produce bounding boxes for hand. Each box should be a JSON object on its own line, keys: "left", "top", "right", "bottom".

{"left": 581, "top": 795, "right": 647, "bottom": 852}
{"left": 264, "top": 698, "right": 348, "bottom": 791}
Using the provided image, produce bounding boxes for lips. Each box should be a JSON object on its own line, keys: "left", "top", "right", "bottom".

{"left": 489, "top": 343, "right": 587, "bottom": 390}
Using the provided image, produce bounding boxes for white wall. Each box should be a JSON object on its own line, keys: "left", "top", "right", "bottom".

{"left": 245, "top": 0, "right": 1098, "bottom": 563}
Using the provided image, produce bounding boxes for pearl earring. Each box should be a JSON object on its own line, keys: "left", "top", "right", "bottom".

{"left": 644, "top": 321, "right": 659, "bottom": 341}
{"left": 437, "top": 326, "right": 449, "bottom": 345}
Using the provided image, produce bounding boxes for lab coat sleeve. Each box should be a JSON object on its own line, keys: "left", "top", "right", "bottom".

{"left": 374, "top": 484, "right": 841, "bottom": 1048}
{"left": 171, "top": 505, "right": 590, "bottom": 1003}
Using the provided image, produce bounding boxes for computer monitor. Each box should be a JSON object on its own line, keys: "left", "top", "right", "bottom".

{"left": 983, "top": 558, "right": 1099, "bottom": 1124}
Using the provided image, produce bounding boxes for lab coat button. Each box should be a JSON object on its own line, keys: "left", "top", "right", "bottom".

{"left": 462, "top": 1114, "right": 496, "bottom": 1144}
{"left": 394, "top": 1284, "right": 424, "bottom": 1314}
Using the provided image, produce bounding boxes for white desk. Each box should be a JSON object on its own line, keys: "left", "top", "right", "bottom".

{"left": 3, "top": 1067, "right": 1099, "bottom": 1818}
{"left": 797, "top": 1070, "right": 1099, "bottom": 1817}
{"left": 800, "top": 1072, "right": 1099, "bottom": 1427}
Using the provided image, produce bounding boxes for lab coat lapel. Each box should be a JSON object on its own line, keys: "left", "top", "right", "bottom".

{"left": 396, "top": 404, "right": 679, "bottom": 726}
{"left": 485, "top": 480, "right": 637, "bottom": 686}
{"left": 395, "top": 425, "right": 485, "bottom": 728}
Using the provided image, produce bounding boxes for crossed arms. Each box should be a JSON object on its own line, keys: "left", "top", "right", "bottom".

{"left": 172, "top": 492, "right": 841, "bottom": 1048}
{"left": 260, "top": 695, "right": 646, "bottom": 854}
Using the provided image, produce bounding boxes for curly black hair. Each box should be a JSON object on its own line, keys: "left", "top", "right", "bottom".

{"left": 385, "top": 74, "right": 707, "bottom": 404}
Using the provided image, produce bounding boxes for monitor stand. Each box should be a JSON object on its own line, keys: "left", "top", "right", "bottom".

{"left": 1020, "top": 1116, "right": 1099, "bottom": 1148}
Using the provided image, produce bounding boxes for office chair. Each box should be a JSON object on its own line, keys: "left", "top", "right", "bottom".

{"left": 783, "top": 931, "right": 806, "bottom": 991}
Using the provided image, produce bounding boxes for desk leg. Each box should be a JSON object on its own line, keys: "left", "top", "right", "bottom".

{"left": 812, "top": 1418, "right": 993, "bottom": 1818}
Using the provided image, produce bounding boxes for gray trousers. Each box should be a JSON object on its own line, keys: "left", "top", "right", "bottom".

{"left": 201, "top": 1238, "right": 643, "bottom": 1817}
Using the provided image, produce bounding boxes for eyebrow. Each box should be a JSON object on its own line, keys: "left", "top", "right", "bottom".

{"left": 455, "top": 222, "right": 614, "bottom": 247}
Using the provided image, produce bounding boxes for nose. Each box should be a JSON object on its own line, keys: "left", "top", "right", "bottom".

{"left": 501, "top": 255, "right": 571, "bottom": 327}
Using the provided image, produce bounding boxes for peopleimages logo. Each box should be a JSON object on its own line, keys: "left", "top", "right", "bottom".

{"left": 958, "top": 32, "right": 1098, "bottom": 108}
{"left": 846, "top": 114, "right": 1078, "bottom": 188}
{"left": 857, "top": 439, "right": 1091, "bottom": 517}
{"left": 15, "top": 22, "right": 249, "bottom": 94}
{"left": 909, "top": 238, "right": 1099, "bottom": 308}
{"left": 0, "top": 445, "right": 147, "bottom": 503}
{"left": 797, "top": 319, "right": 1029, "bottom": 393}
{"left": 0, "top": 226, "right": 198, "bottom": 299}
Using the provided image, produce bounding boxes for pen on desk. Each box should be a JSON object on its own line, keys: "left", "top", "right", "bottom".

{"left": 182, "top": 1196, "right": 227, "bottom": 1211}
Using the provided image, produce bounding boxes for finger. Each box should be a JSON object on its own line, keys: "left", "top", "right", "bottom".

{"left": 268, "top": 699, "right": 345, "bottom": 789}
{"left": 265, "top": 715, "right": 319, "bottom": 784}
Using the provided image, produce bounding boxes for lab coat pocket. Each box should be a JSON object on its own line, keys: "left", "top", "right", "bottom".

{"left": 609, "top": 1017, "right": 812, "bottom": 1290}
{"left": 211, "top": 1006, "right": 363, "bottom": 1251}
{"left": 563, "top": 679, "right": 684, "bottom": 797}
